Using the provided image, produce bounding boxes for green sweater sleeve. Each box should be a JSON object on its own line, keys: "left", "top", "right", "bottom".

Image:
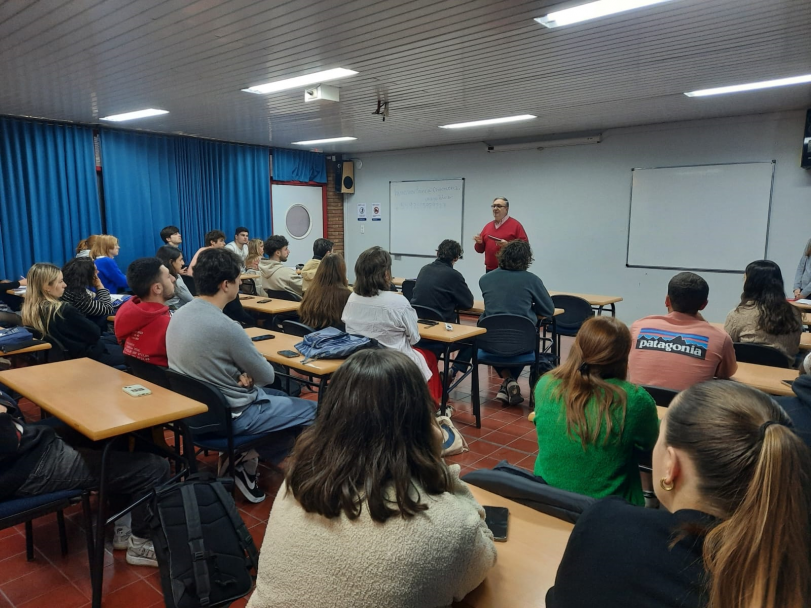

{"left": 627, "top": 385, "right": 659, "bottom": 451}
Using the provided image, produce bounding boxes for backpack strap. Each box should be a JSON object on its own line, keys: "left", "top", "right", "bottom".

{"left": 211, "top": 481, "right": 260, "bottom": 570}
{"left": 181, "top": 483, "right": 212, "bottom": 607}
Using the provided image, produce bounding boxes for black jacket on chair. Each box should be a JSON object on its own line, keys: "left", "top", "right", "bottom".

{"left": 410, "top": 259, "right": 474, "bottom": 323}
{"left": 775, "top": 373, "right": 811, "bottom": 450}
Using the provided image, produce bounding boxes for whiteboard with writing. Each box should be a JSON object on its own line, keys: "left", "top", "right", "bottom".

{"left": 389, "top": 179, "right": 465, "bottom": 257}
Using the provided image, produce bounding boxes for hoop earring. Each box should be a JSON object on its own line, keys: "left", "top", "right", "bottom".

{"left": 660, "top": 478, "right": 674, "bottom": 492}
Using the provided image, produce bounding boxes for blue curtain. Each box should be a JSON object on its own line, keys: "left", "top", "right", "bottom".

{"left": 100, "top": 129, "right": 181, "bottom": 270}
{"left": 272, "top": 148, "right": 326, "bottom": 183}
{"left": 0, "top": 117, "right": 101, "bottom": 278}
{"left": 177, "top": 138, "right": 271, "bottom": 252}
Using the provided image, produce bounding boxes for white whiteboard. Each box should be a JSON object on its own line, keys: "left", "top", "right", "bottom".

{"left": 390, "top": 179, "right": 464, "bottom": 257}
{"left": 626, "top": 162, "right": 774, "bottom": 272}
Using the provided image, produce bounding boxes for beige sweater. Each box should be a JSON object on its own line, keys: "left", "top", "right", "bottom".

{"left": 724, "top": 304, "right": 801, "bottom": 361}
{"left": 247, "top": 465, "right": 497, "bottom": 608}
{"left": 300, "top": 258, "right": 321, "bottom": 293}
{"left": 259, "top": 259, "right": 303, "bottom": 296}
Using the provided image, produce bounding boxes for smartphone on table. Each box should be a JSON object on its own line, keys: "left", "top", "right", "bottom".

{"left": 251, "top": 334, "right": 275, "bottom": 342}
{"left": 483, "top": 506, "right": 509, "bottom": 542}
{"left": 418, "top": 319, "right": 438, "bottom": 326}
{"left": 277, "top": 350, "right": 299, "bottom": 358}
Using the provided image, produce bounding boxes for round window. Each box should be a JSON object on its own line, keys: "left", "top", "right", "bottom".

{"left": 285, "top": 204, "right": 312, "bottom": 240}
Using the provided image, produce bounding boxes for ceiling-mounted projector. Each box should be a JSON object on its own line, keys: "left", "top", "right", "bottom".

{"left": 305, "top": 85, "right": 340, "bottom": 103}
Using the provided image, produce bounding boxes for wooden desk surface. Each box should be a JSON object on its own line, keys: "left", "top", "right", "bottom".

{"left": 239, "top": 296, "right": 301, "bottom": 315}
{"left": 244, "top": 327, "right": 344, "bottom": 375}
{"left": 791, "top": 300, "right": 811, "bottom": 311}
{"left": 804, "top": 312, "right": 811, "bottom": 326}
{"left": 0, "top": 359, "right": 208, "bottom": 441}
{"left": 240, "top": 272, "right": 260, "bottom": 281}
{"left": 547, "top": 291, "right": 623, "bottom": 306}
{"left": 462, "top": 301, "right": 564, "bottom": 318}
{"left": 418, "top": 322, "right": 487, "bottom": 343}
{"left": 455, "top": 484, "right": 572, "bottom": 608}
{"left": 391, "top": 277, "right": 406, "bottom": 287}
{"left": 730, "top": 362, "right": 798, "bottom": 397}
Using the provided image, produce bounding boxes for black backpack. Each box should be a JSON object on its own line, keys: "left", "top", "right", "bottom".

{"left": 148, "top": 475, "right": 259, "bottom": 608}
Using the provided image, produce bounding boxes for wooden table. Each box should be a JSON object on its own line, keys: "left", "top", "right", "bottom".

{"left": 804, "top": 312, "right": 811, "bottom": 326}
{"left": 391, "top": 277, "right": 406, "bottom": 287}
{"left": 240, "top": 272, "right": 260, "bottom": 281}
{"left": 239, "top": 295, "right": 301, "bottom": 315}
{"left": 791, "top": 299, "right": 811, "bottom": 311}
{"left": 0, "top": 359, "right": 208, "bottom": 608}
{"left": 454, "top": 484, "right": 572, "bottom": 608}
{"left": 730, "top": 361, "right": 798, "bottom": 397}
{"left": 462, "top": 302, "right": 564, "bottom": 318}
{"left": 547, "top": 291, "right": 623, "bottom": 317}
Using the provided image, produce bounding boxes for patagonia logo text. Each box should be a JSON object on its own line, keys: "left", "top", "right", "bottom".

{"left": 635, "top": 328, "right": 708, "bottom": 360}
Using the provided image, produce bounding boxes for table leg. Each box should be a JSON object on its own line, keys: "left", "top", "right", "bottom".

{"left": 610, "top": 303, "right": 616, "bottom": 317}
{"left": 440, "top": 344, "right": 451, "bottom": 416}
{"left": 471, "top": 339, "right": 481, "bottom": 429}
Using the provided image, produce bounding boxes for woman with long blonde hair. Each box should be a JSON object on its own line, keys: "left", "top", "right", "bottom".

{"left": 547, "top": 381, "right": 811, "bottom": 608}
{"left": 533, "top": 316, "right": 659, "bottom": 505}
{"left": 22, "top": 263, "right": 124, "bottom": 367}
{"left": 92, "top": 234, "right": 128, "bottom": 293}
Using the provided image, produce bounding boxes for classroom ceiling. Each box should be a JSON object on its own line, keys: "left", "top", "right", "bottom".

{"left": 1, "top": 0, "right": 810, "bottom": 154}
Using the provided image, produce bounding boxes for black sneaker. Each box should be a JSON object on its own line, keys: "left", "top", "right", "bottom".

{"left": 507, "top": 380, "right": 524, "bottom": 406}
{"left": 495, "top": 381, "right": 509, "bottom": 404}
{"left": 234, "top": 464, "right": 266, "bottom": 503}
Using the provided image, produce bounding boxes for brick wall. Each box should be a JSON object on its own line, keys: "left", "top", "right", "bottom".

{"left": 325, "top": 160, "right": 345, "bottom": 254}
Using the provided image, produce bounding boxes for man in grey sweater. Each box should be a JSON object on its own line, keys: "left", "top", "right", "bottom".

{"left": 167, "top": 248, "right": 316, "bottom": 503}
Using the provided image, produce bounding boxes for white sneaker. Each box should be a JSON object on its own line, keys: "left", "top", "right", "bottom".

{"left": 113, "top": 525, "right": 131, "bottom": 551}
{"left": 126, "top": 536, "right": 158, "bottom": 567}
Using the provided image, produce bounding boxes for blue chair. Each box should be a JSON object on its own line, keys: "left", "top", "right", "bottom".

{"left": 0, "top": 490, "right": 93, "bottom": 562}
{"left": 550, "top": 295, "right": 594, "bottom": 337}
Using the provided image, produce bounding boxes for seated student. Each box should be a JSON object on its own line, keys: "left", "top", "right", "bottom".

{"left": 342, "top": 246, "right": 442, "bottom": 402}
{"left": 225, "top": 226, "right": 250, "bottom": 270}
{"left": 546, "top": 381, "right": 811, "bottom": 608}
{"left": 724, "top": 259, "right": 802, "bottom": 363}
{"left": 21, "top": 263, "right": 125, "bottom": 367}
{"left": 300, "top": 238, "right": 333, "bottom": 293}
{"left": 629, "top": 272, "right": 737, "bottom": 391}
{"left": 533, "top": 316, "right": 659, "bottom": 506}
{"left": 298, "top": 253, "right": 351, "bottom": 331}
{"left": 187, "top": 229, "right": 226, "bottom": 276}
{"left": 167, "top": 248, "right": 316, "bottom": 503}
{"left": 479, "top": 240, "right": 554, "bottom": 405}
{"left": 247, "top": 349, "right": 496, "bottom": 608}
{"left": 92, "top": 234, "right": 129, "bottom": 293}
{"left": 259, "top": 235, "right": 303, "bottom": 296}
{"left": 0, "top": 399, "right": 169, "bottom": 566}
{"left": 75, "top": 235, "right": 97, "bottom": 258}
{"left": 160, "top": 225, "right": 182, "bottom": 249}
{"left": 248, "top": 238, "right": 264, "bottom": 259}
{"left": 0, "top": 276, "right": 26, "bottom": 326}
{"left": 155, "top": 245, "right": 193, "bottom": 309}
{"left": 60, "top": 257, "right": 114, "bottom": 329}
{"left": 775, "top": 351, "right": 811, "bottom": 450}
{"left": 115, "top": 258, "right": 176, "bottom": 367}
{"left": 411, "top": 239, "right": 475, "bottom": 384}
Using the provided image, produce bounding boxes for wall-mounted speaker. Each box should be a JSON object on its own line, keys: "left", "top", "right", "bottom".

{"left": 340, "top": 161, "right": 355, "bottom": 193}
{"left": 802, "top": 109, "right": 811, "bottom": 169}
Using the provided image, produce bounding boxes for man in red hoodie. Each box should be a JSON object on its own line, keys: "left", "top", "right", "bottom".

{"left": 115, "top": 258, "right": 176, "bottom": 367}
{"left": 473, "top": 196, "right": 529, "bottom": 272}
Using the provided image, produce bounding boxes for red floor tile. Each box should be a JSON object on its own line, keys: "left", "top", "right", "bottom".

{"left": 445, "top": 451, "right": 485, "bottom": 467}
{"left": 248, "top": 521, "right": 267, "bottom": 548}
{"left": 96, "top": 579, "right": 162, "bottom": 608}
{"left": 14, "top": 582, "right": 88, "bottom": 608}
{"left": 0, "top": 532, "right": 27, "bottom": 559}
{"left": 470, "top": 456, "right": 504, "bottom": 470}
{"left": 506, "top": 436, "right": 539, "bottom": 454}
{"left": 0, "top": 550, "right": 50, "bottom": 586}
{"left": 479, "top": 430, "right": 517, "bottom": 446}
{"left": 71, "top": 559, "right": 145, "bottom": 599}
{"left": 0, "top": 563, "right": 72, "bottom": 605}
{"left": 0, "top": 592, "right": 13, "bottom": 608}
{"left": 515, "top": 454, "right": 537, "bottom": 470}
{"left": 465, "top": 440, "right": 499, "bottom": 457}
{"left": 498, "top": 421, "right": 534, "bottom": 437}
{"left": 487, "top": 445, "right": 527, "bottom": 464}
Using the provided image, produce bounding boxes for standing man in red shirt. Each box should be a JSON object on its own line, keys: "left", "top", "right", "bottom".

{"left": 473, "top": 197, "right": 529, "bottom": 272}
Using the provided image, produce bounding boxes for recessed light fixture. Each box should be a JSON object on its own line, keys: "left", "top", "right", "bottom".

{"left": 439, "top": 115, "right": 537, "bottom": 129}
{"left": 291, "top": 137, "right": 357, "bottom": 145}
{"left": 535, "top": 0, "right": 673, "bottom": 28}
{"left": 243, "top": 68, "right": 358, "bottom": 95}
{"left": 100, "top": 109, "right": 169, "bottom": 122}
{"left": 685, "top": 74, "right": 811, "bottom": 97}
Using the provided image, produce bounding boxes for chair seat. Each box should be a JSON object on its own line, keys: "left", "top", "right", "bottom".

{"left": 0, "top": 489, "right": 83, "bottom": 519}
{"left": 192, "top": 433, "right": 268, "bottom": 451}
{"left": 477, "top": 349, "right": 536, "bottom": 366}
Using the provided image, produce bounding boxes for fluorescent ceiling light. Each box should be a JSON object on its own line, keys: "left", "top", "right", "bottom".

{"left": 439, "top": 115, "right": 537, "bottom": 129}
{"left": 243, "top": 68, "right": 358, "bottom": 94}
{"left": 100, "top": 109, "right": 168, "bottom": 122}
{"left": 535, "top": 0, "right": 672, "bottom": 28}
{"left": 291, "top": 137, "right": 357, "bottom": 145}
{"left": 685, "top": 74, "right": 811, "bottom": 97}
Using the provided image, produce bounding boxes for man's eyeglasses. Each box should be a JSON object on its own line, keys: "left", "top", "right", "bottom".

{"left": 491, "top": 204, "right": 506, "bottom": 209}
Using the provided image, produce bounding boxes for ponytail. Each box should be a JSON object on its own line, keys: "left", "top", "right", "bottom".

{"left": 666, "top": 382, "right": 811, "bottom": 608}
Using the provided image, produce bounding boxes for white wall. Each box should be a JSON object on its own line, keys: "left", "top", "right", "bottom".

{"left": 344, "top": 111, "right": 811, "bottom": 324}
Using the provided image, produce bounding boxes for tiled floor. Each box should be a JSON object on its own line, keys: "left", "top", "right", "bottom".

{"left": 1, "top": 328, "right": 559, "bottom": 608}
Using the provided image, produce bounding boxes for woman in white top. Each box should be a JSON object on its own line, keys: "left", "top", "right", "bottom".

{"left": 247, "top": 349, "right": 496, "bottom": 608}
{"left": 342, "top": 246, "right": 442, "bottom": 402}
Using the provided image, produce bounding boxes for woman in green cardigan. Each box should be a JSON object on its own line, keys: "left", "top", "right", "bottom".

{"left": 533, "top": 316, "right": 659, "bottom": 506}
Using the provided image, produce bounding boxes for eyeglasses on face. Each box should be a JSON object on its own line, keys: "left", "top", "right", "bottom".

{"left": 491, "top": 204, "right": 506, "bottom": 209}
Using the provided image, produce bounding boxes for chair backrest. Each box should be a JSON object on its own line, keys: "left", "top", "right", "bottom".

{"left": 476, "top": 314, "right": 538, "bottom": 357}
{"left": 641, "top": 385, "right": 679, "bottom": 407}
{"left": 462, "top": 463, "right": 596, "bottom": 524}
{"left": 401, "top": 279, "right": 416, "bottom": 302}
{"left": 264, "top": 289, "right": 302, "bottom": 302}
{"left": 182, "top": 275, "right": 197, "bottom": 296}
{"left": 125, "top": 355, "right": 170, "bottom": 388}
{"left": 165, "top": 369, "right": 231, "bottom": 437}
{"left": 733, "top": 342, "right": 790, "bottom": 368}
{"left": 412, "top": 304, "right": 445, "bottom": 322}
{"left": 550, "top": 295, "right": 594, "bottom": 333}
{"left": 282, "top": 320, "right": 315, "bottom": 337}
